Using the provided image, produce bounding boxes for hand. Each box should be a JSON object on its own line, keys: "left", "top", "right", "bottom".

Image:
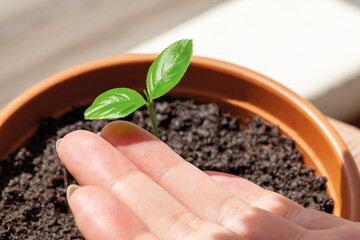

{"left": 57, "top": 121, "right": 360, "bottom": 240}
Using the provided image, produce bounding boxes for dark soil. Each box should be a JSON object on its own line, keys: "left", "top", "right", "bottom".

{"left": 0, "top": 99, "right": 334, "bottom": 239}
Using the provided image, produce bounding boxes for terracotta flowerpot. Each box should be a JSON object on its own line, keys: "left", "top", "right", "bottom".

{"left": 1, "top": 55, "right": 359, "bottom": 221}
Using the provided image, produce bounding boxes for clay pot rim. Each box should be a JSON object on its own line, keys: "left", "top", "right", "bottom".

{"left": 1, "top": 54, "right": 359, "bottom": 218}
{"left": 0, "top": 54, "right": 354, "bottom": 159}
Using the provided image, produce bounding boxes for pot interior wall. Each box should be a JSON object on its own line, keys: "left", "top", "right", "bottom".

{"left": 0, "top": 56, "right": 358, "bottom": 221}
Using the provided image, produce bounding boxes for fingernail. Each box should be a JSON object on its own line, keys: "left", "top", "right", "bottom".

{"left": 67, "top": 184, "right": 80, "bottom": 203}
{"left": 97, "top": 131, "right": 101, "bottom": 136}
{"left": 56, "top": 138, "right": 62, "bottom": 152}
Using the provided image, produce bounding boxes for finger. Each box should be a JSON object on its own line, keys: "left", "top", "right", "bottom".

{"left": 100, "top": 121, "right": 307, "bottom": 240}
{"left": 308, "top": 222, "right": 360, "bottom": 240}
{"left": 58, "top": 130, "right": 239, "bottom": 240}
{"left": 206, "top": 171, "right": 348, "bottom": 230}
{"left": 68, "top": 185, "right": 158, "bottom": 240}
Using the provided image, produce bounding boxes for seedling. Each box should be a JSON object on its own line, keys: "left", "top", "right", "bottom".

{"left": 84, "top": 39, "right": 193, "bottom": 138}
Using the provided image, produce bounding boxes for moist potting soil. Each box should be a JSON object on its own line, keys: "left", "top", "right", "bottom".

{"left": 0, "top": 99, "right": 334, "bottom": 239}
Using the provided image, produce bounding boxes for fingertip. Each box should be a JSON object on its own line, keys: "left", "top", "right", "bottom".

{"left": 101, "top": 121, "right": 156, "bottom": 146}
{"left": 68, "top": 186, "right": 154, "bottom": 240}
{"left": 57, "top": 130, "right": 102, "bottom": 159}
{"left": 62, "top": 129, "right": 97, "bottom": 142}
{"left": 67, "top": 185, "right": 87, "bottom": 212}
{"left": 57, "top": 129, "right": 120, "bottom": 187}
{"left": 57, "top": 130, "right": 94, "bottom": 154}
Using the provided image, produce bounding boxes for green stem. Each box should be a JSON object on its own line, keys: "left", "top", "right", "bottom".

{"left": 144, "top": 90, "right": 159, "bottom": 138}
{"left": 147, "top": 101, "right": 159, "bottom": 138}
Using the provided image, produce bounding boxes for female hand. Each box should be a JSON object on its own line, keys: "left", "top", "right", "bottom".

{"left": 57, "top": 121, "right": 360, "bottom": 240}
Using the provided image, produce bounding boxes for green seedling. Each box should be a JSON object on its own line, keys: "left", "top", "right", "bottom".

{"left": 84, "top": 39, "right": 193, "bottom": 138}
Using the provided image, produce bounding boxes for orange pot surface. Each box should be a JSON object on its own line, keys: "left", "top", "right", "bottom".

{"left": 0, "top": 55, "right": 359, "bottom": 221}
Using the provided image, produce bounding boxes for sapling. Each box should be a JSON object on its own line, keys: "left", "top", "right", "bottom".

{"left": 84, "top": 39, "right": 193, "bottom": 138}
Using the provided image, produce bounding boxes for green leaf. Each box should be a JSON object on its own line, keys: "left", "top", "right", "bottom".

{"left": 84, "top": 88, "right": 146, "bottom": 120}
{"left": 146, "top": 39, "right": 193, "bottom": 100}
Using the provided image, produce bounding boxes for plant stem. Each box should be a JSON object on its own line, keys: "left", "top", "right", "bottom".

{"left": 144, "top": 90, "right": 159, "bottom": 138}
{"left": 147, "top": 101, "right": 159, "bottom": 138}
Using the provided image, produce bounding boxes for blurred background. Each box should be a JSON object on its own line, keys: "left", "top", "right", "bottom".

{"left": 1, "top": 0, "right": 360, "bottom": 125}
